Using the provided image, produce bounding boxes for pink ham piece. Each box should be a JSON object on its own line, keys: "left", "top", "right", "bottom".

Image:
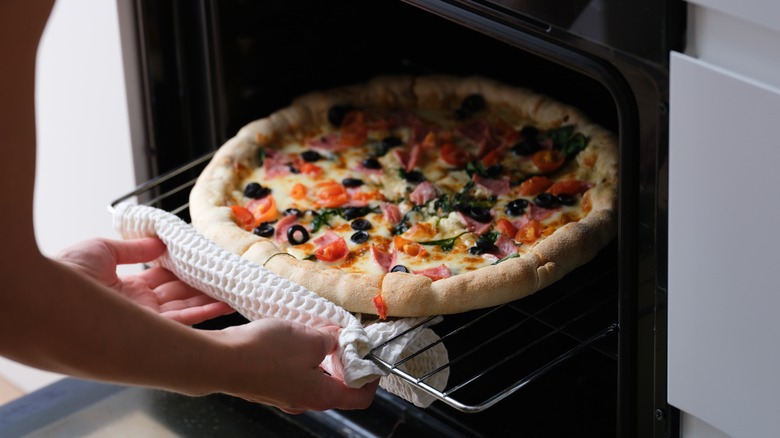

{"left": 306, "top": 133, "right": 343, "bottom": 152}
{"left": 413, "top": 264, "right": 452, "bottom": 281}
{"left": 370, "top": 244, "right": 396, "bottom": 273}
{"left": 274, "top": 214, "right": 299, "bottom": 244}
{"left": 263, "top": 149, "right": 291, "bottom": 179}
{"left": 409, "top": 181, "right": 438, "bottom": 206}
{"left": 527, "top": 203, "right": 560, "bottom": 221}
{"left": 473, "top": 174, "right": 510, "bottom": 196}
{"left": 394, "top": 143, "right": 422, "bottom": 172}
{"left": 380, "top": 202, "right": 402, "bottom": 225}
{"left": 313, "top": 229, "right": 341, "bottom": 247}
{"left": 489, "top": 234, "right": 519, "bottom": 259}
{"left": 457, "top": 210, "right": 494, "bottom": 235}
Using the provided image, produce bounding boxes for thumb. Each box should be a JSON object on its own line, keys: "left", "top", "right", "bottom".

{"left": 316, "top": 326, "right": 341, "bottom": 356}
{"left": 110, "top": 237, "right": 167, "bottom": 265}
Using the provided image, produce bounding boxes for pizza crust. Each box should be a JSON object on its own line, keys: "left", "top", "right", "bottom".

{"left": 189, "top": 75, "right": 618, "bottom": 317}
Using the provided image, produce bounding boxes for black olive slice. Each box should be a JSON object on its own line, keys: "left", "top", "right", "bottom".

{"left": 283, "top": 208, "right": 302, "bottom": 217}
{"left": 350, "top": 231, "right": 369, "bottom": 244}
{"left": 351, "top": 218, "right": 372, "bottom": 231}
{"left": 466, "top": 206, "right": 492, "bottom": 223}
{"left": 253, "top": 222, "right": 274, "bottom": 238}
{"left": 390, "top": 265, "right": 409, "bottom": 273}
{"left": 244, "top": 182, "right": 271, "bottom": 199}
{"left": 362, "top": 158, "right": 382, "bottom": 169}
{"left": 505, "top": 199, "right": 529, "bottom": 216}
{"left": 534, "top": 192, "right": 560, "bottom": 209}
{"left": 286, "top": 225, "right": 310, "bottom": 245}
{"left": 342, "top": 178, "right": 364, "bottom": 188}
{"left": 301, "top": 150, "right": 322, "bottom": 162}
{"left": 557, "top": 193, "right": 578, "bottom": 206}
{"left": 403, "top": 170, "right": 425, "bottom": 183}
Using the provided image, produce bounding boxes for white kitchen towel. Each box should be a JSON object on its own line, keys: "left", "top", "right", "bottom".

{"left": 112, "top": 203, "right": 449, "bottom": 407}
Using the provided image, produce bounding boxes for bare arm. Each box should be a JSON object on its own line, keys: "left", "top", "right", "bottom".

{"left": 0, "top": 0, "right": 375, "bottom": 413}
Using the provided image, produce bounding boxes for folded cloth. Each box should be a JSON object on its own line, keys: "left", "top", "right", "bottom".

{"left": 112, "top": 203, "right": 449, "bottom": 407}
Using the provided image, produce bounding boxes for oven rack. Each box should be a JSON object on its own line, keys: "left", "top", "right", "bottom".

{"left": 110, "top": 153, "right": 619, "bottom": 414}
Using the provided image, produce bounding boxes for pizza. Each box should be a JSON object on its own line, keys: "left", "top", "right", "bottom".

{"left": 189, "top": 75, "right": 618, "bottom": 318}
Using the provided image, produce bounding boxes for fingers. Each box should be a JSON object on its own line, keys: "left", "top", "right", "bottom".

{"left": 161, "top": 301, "right": 235, "bottom": 325}
{"left": 312, "top": 374, "right": 378, "bottom": 411}
{"left": 109, "top": 237, "right": 167, "bottom": 265}
{"left": 316, "top": 326, "right": 341, "bottom": 356}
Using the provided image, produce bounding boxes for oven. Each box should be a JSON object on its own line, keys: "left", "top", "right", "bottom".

{"left": 111, "top": 1, "right": 679, "bottom": 436}
{"left": 12, "top": 0, "right": 768, "bottom": 436}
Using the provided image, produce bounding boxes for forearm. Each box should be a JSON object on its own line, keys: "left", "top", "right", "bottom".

{"left": 0, "top": 253, "right": 228, "bottom": 397}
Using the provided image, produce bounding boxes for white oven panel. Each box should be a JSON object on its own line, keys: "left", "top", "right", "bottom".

{"left": 668, "top": 51, "right": 780, "bottom": 438}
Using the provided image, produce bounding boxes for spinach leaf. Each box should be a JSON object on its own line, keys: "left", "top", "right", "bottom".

{"left": 417, "top": 232, "right": 467, "bottom": 251}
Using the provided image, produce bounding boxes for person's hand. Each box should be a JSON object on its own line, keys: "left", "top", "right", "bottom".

{"left": 216, "top": 318, "right": 379, "bottom": 413}
{"left": 55, "top": 237, "right": 234, "bottom": 325}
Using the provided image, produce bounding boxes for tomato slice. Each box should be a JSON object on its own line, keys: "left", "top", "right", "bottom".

{"left": 339, "top": 111, "right": 368, "bottom": 147}
{"left": 494, "top": 217, "right": 518, "bottom": 237}
{"left": 316, "top": 180, "right": 349, "bottom": 208}
{"left": 245, "top": 195, "right": 278, "bottom": 225}
{"left": 516, "top": 219, "right": 543, "bottom": 244}
{"left": 518, "top": 175, "right": 553, "bottom": 196}
{"left": 314, "top": 237, "right": 349, "bottom": 262}
{"left": 532, "top": 149, "right": 565, "bottom": 173}
{"left": 393, "top": 235, "right": 427, "bottom": 257}
{"left": 290, "top": 183, "right": 307, "bottom": 200}
{"left": 372, "top": 293, "right": 388, "bottom": 320}
{"left": 547, "top": 179, "right": 589, "bottom": 196}
{"left": 441, "top": 142, "right": 472, "bottom": 166}
{"left": 481, "top": 148, "right": 503, "bottom": 167}
{"left": 230, "top": 205, "right": 256, "bottom": 231}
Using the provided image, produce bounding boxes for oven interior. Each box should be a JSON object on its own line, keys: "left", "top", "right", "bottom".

{"left": 122, "top": 0, "right": 678, "bottom": 436}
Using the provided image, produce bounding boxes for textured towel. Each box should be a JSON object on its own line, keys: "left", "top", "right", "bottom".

{"left": 112, "top": 203, "right": 448, "bottom": 407}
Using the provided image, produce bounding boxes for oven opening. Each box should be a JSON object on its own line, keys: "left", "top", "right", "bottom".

{"left": 122, "top": 0, "right": 640, "bottom": 436}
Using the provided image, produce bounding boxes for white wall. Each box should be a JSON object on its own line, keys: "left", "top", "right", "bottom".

{"left": 0, "top": 0, "right": 137, "bottom": 396}
{"left": 34, "top": 0, "right": 136, "bottom": 256}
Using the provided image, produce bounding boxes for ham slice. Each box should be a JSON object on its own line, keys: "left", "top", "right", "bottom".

{"left": 457, "top": 211, "right": 494, "bottom": 235}
{"left": 409, "top": 181, "right": 438, "bottom": 206}
{"left": 370, "top": 244, "right": 396, "bottom": 273}
{"left": 273, "top": 214, "right": 299, "bottom": 244}
{"left": 473, "top": 174, "right": 510, "bottom": 195}
{"left": 413, "top": 264, "right": 452, "bottom": 281}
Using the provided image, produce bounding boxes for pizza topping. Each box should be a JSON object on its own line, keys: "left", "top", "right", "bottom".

{"left": 409, "top": 181, "right": 438, "bottom": 206}
{"left": 222, "top": 85, "right": 611, "bottom": 285}
{"left": 300, "top": 150, "right": 323, "bottom": 162}
{"left": 314, "top": 231, "right": 349, "bottom": 262}
{"left": 504, "top": 198, "right": 529, "bottom": 216}
{"left": 230, "top": 205, "right": 256, "bottom": 231}
{"left": 533, "top": 192, "right": 560, "bottom": 209}
{"left": 473, "top": 174, "right": 510, "bottom": 196}
{"left": 516, "top": 219, "right": 543, "bottom": 244}
{"left": 532, "top": 149, "right": 566, "bottom": 173}
{"left": 341, "top": 177, "right": 364, "bottom": 188}
{"left": 244, "top": 182, "right": 271, "bottom": 199}
{"left": 372, "top": 293, "right": 388, "bottom": 320}
{"left": 351, "top": 218, "right": 372, "bottom": 231}
{"left": 350, "top": 231, "right": 370, "bottom": 244}
{"left": 413, "top": 264, "right": 452, "bottom": 281}
{"left": 519, "top": 175, "right": 554, "bottom": 196}
{"left": 394, "top": 235, "right": 428, "bottom": 257}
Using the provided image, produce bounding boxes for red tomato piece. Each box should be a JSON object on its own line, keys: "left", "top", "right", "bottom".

{"left": 547, "top": 179, "right": 589, "bottom": 196}
{"left": 230, "top": 205, "right": 256, "bottom": 231}
{"left": 518, "top": 175, "right": 553, "bottom": 196}
{"left": 441, "top": 142, "right": 472, "bottom": 166}
{"left": 516, "top": 219, "right": 543, "bottom": 244}
{"left": 314, "top": 237, "right": 349, "bottom": 262}
{"left": 372, "top": 293, "right": 388, "bottom": 320}
{"left": 494, "top": 217, "right": 518, "bottom": 237}
{"left": 532, "top": 149, "right": 565, "bottom": 173}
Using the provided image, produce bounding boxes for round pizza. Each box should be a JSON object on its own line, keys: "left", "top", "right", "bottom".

{"left": 189, "top": 75, "right": 618, "bottom": 318}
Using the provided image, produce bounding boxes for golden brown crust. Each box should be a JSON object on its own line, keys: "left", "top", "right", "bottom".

{"left": 189, "top": 75, "right": 618, "bottom": 317}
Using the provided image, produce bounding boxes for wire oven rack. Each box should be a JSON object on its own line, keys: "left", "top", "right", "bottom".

{"left": 111, "top": 153, "right": 619, "bottom": 414}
